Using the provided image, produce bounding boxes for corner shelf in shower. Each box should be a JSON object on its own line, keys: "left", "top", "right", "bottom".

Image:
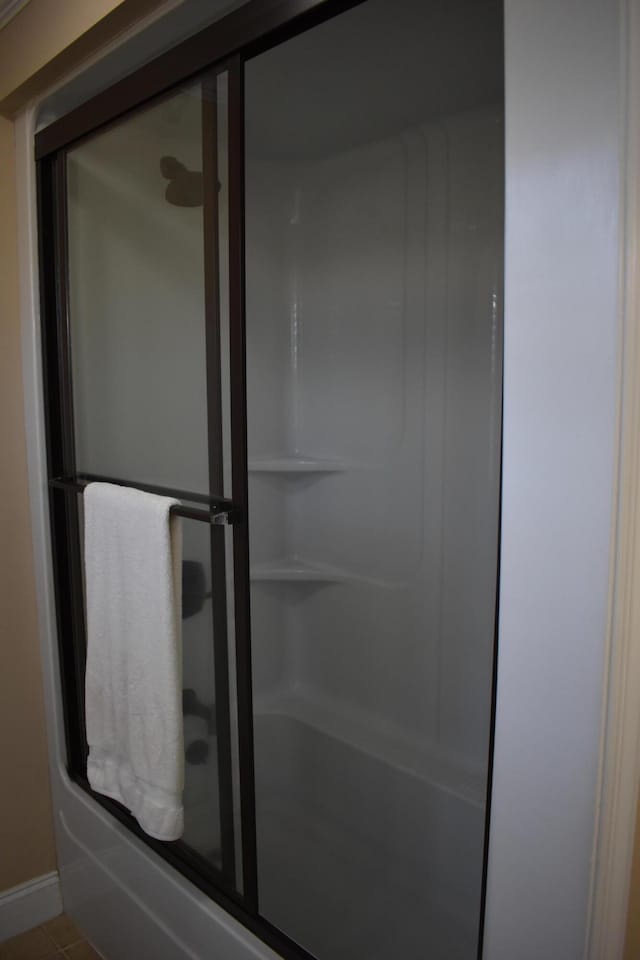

{"left": 250, "top": 558, "right": 350, "bottom": 583}
{"left": 248, "top": 456, "right": 348, "bottom": 474}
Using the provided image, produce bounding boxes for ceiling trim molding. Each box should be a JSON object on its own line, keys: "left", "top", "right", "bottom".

{"left": 0, "top": 0, "right": 184, "bottom": 118}
{"left": 0, "top": 0, "right": 30, "bottom": 32}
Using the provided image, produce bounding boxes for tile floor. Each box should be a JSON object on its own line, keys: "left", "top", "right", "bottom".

{"left": 0, "top": 914, "right": 101, "bottom": 960}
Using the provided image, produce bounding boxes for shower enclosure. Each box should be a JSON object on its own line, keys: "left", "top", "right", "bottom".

{"left": 37, "top": 1, "right": 504, "bottom": 958}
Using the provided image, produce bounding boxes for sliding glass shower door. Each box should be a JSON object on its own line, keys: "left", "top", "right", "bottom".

{"left": 244, "top": 2, "right": 504, "bottom": 957}
{"left": 60, "top": 68, "right": 241, "bottom": 890}
{"left": 39, "top": 1, "right": 503, "bottom": 958}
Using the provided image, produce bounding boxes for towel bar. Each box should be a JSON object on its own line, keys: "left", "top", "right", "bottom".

{"left": 49, "top": 474, "right": 238, "bottom": 525}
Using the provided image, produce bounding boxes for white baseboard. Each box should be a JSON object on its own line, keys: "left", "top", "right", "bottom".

{"left": 0, "top": 872, "right": 62, "bottom": 942}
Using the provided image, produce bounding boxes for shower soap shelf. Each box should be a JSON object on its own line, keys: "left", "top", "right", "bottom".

{"left": 248, "top": 456, "right": 347, "bottom": 474}
{"left": 250, "top": 558, "right": 350, "bottom": 583}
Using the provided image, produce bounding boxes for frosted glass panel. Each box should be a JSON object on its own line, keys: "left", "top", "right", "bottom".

{"left": 67, "top": 84, "right": 209, "bottom": 493}
{"left": 245, "top": 1, "right": 503, "bottom": 958}
{"left": 67, "top": 74, "right": 238, "bottom": 885}
{"left": 76, "top": 500, "right": 223, "bottom": 869}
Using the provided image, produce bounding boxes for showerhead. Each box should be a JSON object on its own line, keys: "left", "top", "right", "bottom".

{"left": 160, "top": 155, "right": 203, "bottom": 207}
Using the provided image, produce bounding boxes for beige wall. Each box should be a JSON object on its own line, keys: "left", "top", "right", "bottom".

{"left": 0, "top": 0, "right": 169, "bottom": 895}
{"left": 0, "top": 0, "right": 167, "bottom": 117}
{"left": 0, "top": 0, "right": 129, "bottom": 101}
{"left": 625, "top": 797, "right": 640, "bottom": 959}
{"left": 0, "top": 112, "right": 56, "bottom": 891}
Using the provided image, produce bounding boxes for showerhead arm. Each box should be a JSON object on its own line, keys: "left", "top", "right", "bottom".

{"left": 159, "top": 155, "right": 221, "bottom": 207}
{"left": 160, "top": 154, "right": 203, "bottom": 207}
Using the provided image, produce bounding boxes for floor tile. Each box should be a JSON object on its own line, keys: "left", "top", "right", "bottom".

{"left": 41, "top": 916, "right": 82, "bottom": 950}
{"left": 63, "top": 944, "right": 101, "bottom": 960}
{"left": 0, "top": 927, "right": 61, "bottom": 960}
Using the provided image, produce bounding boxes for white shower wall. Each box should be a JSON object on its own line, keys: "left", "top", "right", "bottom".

{"left": 247, "top": 103, "right": 503, "bottom": 787}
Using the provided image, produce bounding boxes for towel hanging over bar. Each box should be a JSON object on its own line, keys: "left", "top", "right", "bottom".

{"left": 84, "top": 480, "right": 185, "bottom": 840}
{"left": 49, "top": 473, "right": 238, "bottom": 525}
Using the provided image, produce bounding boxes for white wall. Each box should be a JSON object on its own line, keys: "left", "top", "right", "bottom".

{"left": 484, "top": 1, "right": 622, "bottom": 957}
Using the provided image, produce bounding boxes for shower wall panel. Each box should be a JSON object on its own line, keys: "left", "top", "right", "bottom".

{"left": 246, "top": 103, "right": 503, "bottom": 960}
{"left": 248, "top": 105, "right": 503, "bottom": 770}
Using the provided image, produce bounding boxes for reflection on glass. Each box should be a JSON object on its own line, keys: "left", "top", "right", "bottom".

{"left": 245, "top": 1, "right": 504, "bottom": 957}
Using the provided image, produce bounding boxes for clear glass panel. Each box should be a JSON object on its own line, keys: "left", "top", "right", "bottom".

{"left": 67, "top": 83, "right": 209, "bottom": 493}
{"left": 245, "top": 1, "right": 504, "bottom": 958}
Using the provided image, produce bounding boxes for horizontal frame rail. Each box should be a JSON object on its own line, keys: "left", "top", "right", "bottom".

{"left": 34, "top": 0, "right": 366, "bottom": 160}
{"left": 49, "top": 473, "right": 239, "bottom": 524}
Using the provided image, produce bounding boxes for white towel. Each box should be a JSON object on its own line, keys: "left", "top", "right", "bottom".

{"left": 83, "top": 482, "right": 184, "bottom": 841}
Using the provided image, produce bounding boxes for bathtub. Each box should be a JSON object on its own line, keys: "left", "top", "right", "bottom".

{"left": 253, "top": 711, "right": 486, "bottom": 960}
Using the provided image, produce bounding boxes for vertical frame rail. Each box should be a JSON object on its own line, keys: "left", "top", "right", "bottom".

{"left": 37, "top": 152, "right": 88, "bottom": 775}
{"left": 227, "top": 52, "right": 259, "bottom": 913}
{"left": 202, "top": 67, "right": 237, "bottom": 892}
